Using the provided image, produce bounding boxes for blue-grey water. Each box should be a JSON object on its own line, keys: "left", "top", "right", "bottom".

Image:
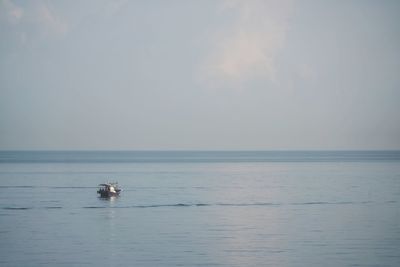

{"left": 0, "top": 151, "right": 399, "bottom": 266}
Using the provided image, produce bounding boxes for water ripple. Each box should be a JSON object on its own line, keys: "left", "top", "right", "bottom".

{"left": 1, "top": 200, "right": 379, "bottom": 211}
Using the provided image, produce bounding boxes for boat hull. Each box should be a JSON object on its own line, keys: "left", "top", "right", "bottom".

{"left": 97, "top": 189, "right": 121, "bottom": 198}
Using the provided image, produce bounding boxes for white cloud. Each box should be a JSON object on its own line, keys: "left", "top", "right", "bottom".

{"left": 1, "top": 0, "right": 68, "bottom": 40}
{"left": 297, "top": 63, "right": 317, "bottom": 82}
{"left": 35, "top": 2, "right": 68, "bottom": 37}
{"left": 199, "top": 0, "right": 293, "bottom": 88}
{"left": 102, "top": 0, "right": 129, "bottom": 18}
{"left": 1, "top": 0, "right": 24, "bottom": 24}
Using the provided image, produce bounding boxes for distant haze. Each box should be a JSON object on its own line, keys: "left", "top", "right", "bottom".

{"left": 1, "top": 0, "right": 399, "bottom": 150}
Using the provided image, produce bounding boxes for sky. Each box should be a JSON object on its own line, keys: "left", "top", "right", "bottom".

{"left": 1, "top": 0, "right": 399, "bottom": 150}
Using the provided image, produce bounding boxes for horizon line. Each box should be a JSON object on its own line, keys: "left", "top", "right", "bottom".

{"left": 1, "top": 149, "right": 400, "bottom": 152}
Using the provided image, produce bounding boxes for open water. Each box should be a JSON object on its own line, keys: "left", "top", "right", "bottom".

{"left": 0, "top": 151, "right": 399, "bottom": 266}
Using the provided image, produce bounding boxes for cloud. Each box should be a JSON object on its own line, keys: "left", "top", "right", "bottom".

{"left": 297, "top": 63, "right": 317, "bottom": 82}
{"left": 35, "top": 1, "right": 68, "bottom": 37}
{"left": 0, "top": 0, "right": 68, "bottom": 41}
{"left": 199, "top": 0, "right": 293, "bottom": 88}
{"left": 101, "top": 0, "right": 129, "bottom": 18}
{"left": 0, "top": 0, "right": 24, "bottom": 24}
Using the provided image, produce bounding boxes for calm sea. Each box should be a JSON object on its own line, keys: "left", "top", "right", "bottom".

{"left": 0, "top": 151, "right": 399, "bottom": 266}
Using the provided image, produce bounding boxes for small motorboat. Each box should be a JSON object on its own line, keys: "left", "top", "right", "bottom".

{"left": 97, "top": 182, "right": 121, "bottom": 197}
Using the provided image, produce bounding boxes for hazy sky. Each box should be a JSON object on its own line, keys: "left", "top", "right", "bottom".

{"left": 1, "top": 0, "right": 399, "bottom": 150}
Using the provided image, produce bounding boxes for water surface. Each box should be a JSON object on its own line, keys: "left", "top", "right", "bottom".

{"left": 0, "top": 151, "right": 399, "bottom": 266}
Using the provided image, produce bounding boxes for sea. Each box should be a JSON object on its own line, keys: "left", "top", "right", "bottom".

{"left": 0, "top": 151, "right": 399, "bottom": 267}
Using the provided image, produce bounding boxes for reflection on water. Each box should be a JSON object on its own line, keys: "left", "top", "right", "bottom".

{"left": 98, "top": 196, "right": 119, "bottom": 202}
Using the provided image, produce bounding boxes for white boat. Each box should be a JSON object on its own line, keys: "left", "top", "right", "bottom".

{"left": 97, "top": 182, "right": 121, "bottom": 197}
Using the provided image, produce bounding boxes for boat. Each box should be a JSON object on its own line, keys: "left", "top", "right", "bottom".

{"left": 97, "top": 182, "right": 121, "bottom": 197}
